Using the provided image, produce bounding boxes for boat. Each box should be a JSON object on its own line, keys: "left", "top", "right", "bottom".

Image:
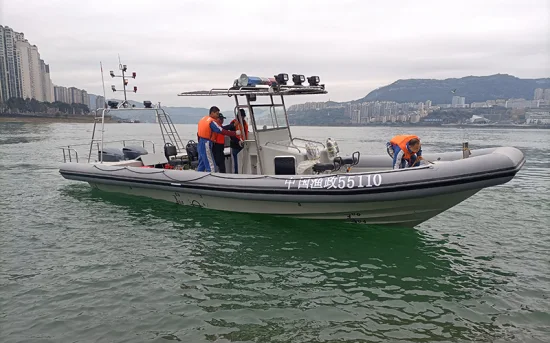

{"left": 58, "top": 71, "right": 525, "bottom": 227}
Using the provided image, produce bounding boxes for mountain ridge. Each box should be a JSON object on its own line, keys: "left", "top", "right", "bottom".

{"left": 357, "top": 74, "right": 550, "bottom": 104}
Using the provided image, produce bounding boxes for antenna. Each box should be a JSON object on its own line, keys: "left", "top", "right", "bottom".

{"left": 100, "top": 61, "right": 107, "bottom": 109}
{"left": 108, "top": 56, "right": 137, "bottom": 108}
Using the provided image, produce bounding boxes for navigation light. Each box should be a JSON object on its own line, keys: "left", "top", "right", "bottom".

{"left": 111, "top": 85, "right": 116, "bottom": 92}
{"left": 109, "top": 70, "right": 115, "bottom": 78}
{"left": 133, "top": 86, "right": 138, "bottom": 93}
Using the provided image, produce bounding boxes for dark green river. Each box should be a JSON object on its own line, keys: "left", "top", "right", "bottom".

{"left": 1, "top": 122, "right": 548, "bottom": 342}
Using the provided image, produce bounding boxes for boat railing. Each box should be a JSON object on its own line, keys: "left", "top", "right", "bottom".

{"left": 107, "top": 139, "right": 157, "bottom": 152}
{"left": 60, "top": 147, "right": 80, "bottom": 163}
{"left": 291, "top": 137, "right": 326, "bottom": 149}
{"left": 58, "top": 139, "right": 156, "bottom": 163}
{"left": 264, "top": 141, "right": 303, "bottom": 153}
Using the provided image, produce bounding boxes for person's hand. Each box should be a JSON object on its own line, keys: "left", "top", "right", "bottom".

{"left": 235, "top": 130, "right": 241, "bottom": 135}
{"left": 239, "top": 140, "right": 244, "bottom": 147}
{"left": 417, "top": 156, "right": 423, "bottom": 160}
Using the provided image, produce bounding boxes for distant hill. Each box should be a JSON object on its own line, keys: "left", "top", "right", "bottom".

{"left": 105, "top": 99, "right": 209, "bottom": 123}
{"left": 358, "top": 74, "right": 550, "bottom": 104}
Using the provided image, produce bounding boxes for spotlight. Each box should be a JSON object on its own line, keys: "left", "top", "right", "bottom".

{"left": 121, "top": 64, "right": 127, "bottom": 72}
{"left": 107, "top": 101, "right": 118, "bottom": 109}
{"left": 124, "top": 79, "right": 128, "bottom": 86}
{"left": 111, "top": 85, "right": 116, "bottom": 92}
{"left": 307, "top": 76, "right": 320, "bottom": 86}
{"left": 292, "top": 74, "right": 305, "bottom": 86}
{"left": 132, "top": 72, "right": 136, "bottom": 79}
{"left": 133, "top": 86, "right": 138, "bottom": 93}
{"left": 274, "top": 73, "right": 288, "bottom": 85}
{"left": 109, "top": 71, "right": 115, "bottom": 78}
{"left": 143, "top": 101, "right": 152, "bottom": 108}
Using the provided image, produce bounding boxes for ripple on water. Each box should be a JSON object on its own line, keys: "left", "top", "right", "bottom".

{"left": 1, "top": 124, "right": 549, "bottom": 342}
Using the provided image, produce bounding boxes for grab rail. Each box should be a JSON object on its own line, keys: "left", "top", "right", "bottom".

{"left": 265, "top": 141, "right": 303, "bottom": 153}
{"left": 58, "top": 139, "right": 156, "bottom": 164}
{"left": 63, "top": 139, "right": 156, "bottom": 153}
{"left": 60, "top": 147, "right": 79, "bottom": 163}
{"left": 291, "top": 137, "right": 326, "bottom": 149}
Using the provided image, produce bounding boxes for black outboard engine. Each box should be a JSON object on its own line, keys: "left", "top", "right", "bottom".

{"left": 98, "top": 147, "right": 124, "bottom": 162}
{"left": 122, "top": 145, "right": 148, "bottom": 160}
{"left": 185, "top": 140, "right": 199, "bottom": 169}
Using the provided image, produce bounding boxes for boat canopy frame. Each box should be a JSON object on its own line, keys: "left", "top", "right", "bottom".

{"left": 178, "top": 84, "right": 328, "bottom": 174}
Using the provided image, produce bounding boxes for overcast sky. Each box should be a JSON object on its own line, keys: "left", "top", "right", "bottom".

{"left": 1, "top": 0, "right": 549, "bottom": 108}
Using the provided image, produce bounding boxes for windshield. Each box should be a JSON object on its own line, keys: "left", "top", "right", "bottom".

{"left": 256, "top": 106, "right": 288, "bottom": 131}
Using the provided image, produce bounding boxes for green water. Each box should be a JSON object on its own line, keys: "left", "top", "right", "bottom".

{"left": 1, "top": 123, "right": 549, "bottom": 342}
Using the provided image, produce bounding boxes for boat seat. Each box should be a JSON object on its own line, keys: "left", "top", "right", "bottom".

{"left": 164, "top": 143, "right": 178, "bottom": 160}
{"left": 312, "top": 163, "right": 335, "bottom": 173}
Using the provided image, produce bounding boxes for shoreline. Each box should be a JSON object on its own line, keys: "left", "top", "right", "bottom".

{"left": 1, "top": 115, "right": 548, "bottom": 129}
{"left": 288, "top": 123, "right": 550, "bottom": 129}
{"left": 0, "top": 114, "right": 117, "bottom": 124}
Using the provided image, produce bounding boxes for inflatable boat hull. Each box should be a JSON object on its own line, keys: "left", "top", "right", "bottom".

{"left": 59, "top": 147, "right": 525, "bottom": 227}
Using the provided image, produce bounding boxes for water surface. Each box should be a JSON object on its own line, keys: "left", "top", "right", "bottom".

{"left": 1, "top": 123, "right": 549, "bottom": 342}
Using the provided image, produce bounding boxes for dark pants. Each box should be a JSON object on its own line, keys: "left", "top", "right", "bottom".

{"left": 231, "top": 146, "right": 242, "bottom": 173}
{"left": 212, "top": 143, "right": 226, "bottom": 173}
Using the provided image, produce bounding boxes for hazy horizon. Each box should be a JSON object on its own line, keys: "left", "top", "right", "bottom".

{"left": 1, "top": 0, "right": 549, "bottom": 109}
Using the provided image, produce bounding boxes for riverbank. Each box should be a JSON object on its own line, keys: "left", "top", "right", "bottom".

{"left": 0, "top": 114, "right": 117, "bottom": 124}
{"left": 288, "top": 122, "right": 550, "bottom": 129}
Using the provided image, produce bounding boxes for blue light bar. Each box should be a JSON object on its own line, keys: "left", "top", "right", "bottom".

{"left": 237, "top": 74, "right": 277, "bottom": 87}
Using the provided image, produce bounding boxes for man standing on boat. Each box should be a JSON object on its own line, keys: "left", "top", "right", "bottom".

{"left": 223, "top": 109, "right": 249, "bottom": 173}
{"left": 388, "top": 135, "right": 423, "bottom": 169}
{"left": 197, "top": 106, "right": 239, "bottom": 172}
{"left": 212, "top": 113, "right": 227, "bottom": 173}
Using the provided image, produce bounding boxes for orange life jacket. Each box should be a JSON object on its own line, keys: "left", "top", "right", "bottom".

{"left": 390, "top": 135, "right": 419, "bottom": 161}
{"left": 231, "top": 119, "right": 248, "bottom": 140}
{"left": 215, "top": 122, "right": 226, "bottom": 145}
{"left": 197, "top": 115, "right": 218, "bottom": 142}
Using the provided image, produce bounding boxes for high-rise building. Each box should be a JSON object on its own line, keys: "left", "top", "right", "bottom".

{"left": 54, "top": 85, "right": 69, "bottom": 103}
{"left": 452, "top": 96, "right": 466, "bottom": 107}
{"left": 81, "top": 89, "right": 89, "bottom": 107}
{"left": 40, "top": 60, "right": 54, "bottom": 102}
{"left": 68, "top": 87, "right": 82, "bottom": 104}
{"left": 95, "top": 95, "right": 105, "bottom": 110}
{"left": 89, "top": 94, "right": 97, "bottom": 109}
{"left": 451, "top": 96, "right": 460, "bottom": 107}
{"left": 534, "top": 88, "right": 544, "bottom": 100}
{"left": 15, "top": 40, "right": 32, "bottom": 99}
{"left": 1, "top": 25, "right": 58, "bottom": 103}
{"left": 0, "top": 25, "right": 24, "bottom": 101}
